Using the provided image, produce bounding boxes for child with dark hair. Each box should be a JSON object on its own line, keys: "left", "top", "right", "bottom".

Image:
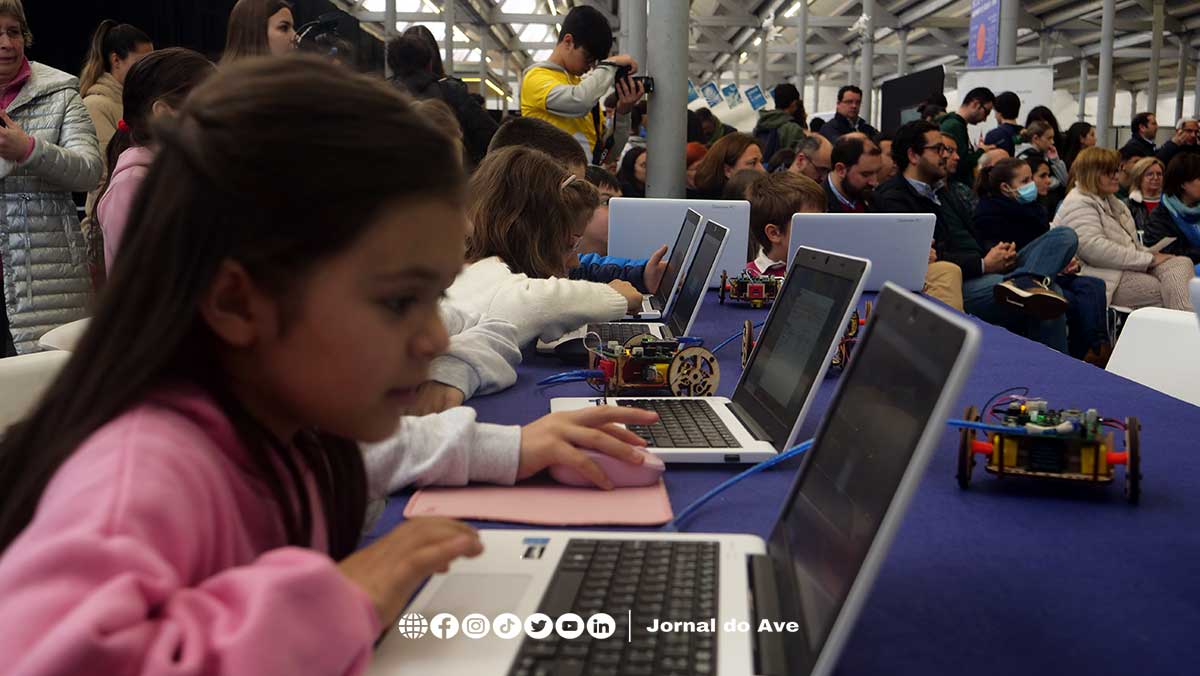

{"left": 489, "top": 116, "right": 589, "bottom": 177}
{"left": 983, "top": 91, "right": 1023, "bottom": 156}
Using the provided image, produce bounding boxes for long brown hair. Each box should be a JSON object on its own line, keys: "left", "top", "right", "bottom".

{"left": 79, "top": 19, "right": 151, "bottom": 96}
{"left": 222, "top": 0, "right": 293, "bottom": 63}
{"left": 466, "top": 146, "right": 599, "bottom": 278}
{"left": 0, "top": 55, "right": 465, "bottom": 556}
{"left": 693, "top": 132, "right": 760, "bottom": 195}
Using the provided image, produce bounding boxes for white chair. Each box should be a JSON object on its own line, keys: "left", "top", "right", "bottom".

{"left": 0, "top": 350, "right": 71, "bottom": 435}
{"left": 1106, "top": 307, "right": 1200, "bottom": 407}
{"left": 1190, "top": 278, "right": 1200, "bottom": 320}
{"left": 37, "top": 318, "right": 90, "bottom": 352}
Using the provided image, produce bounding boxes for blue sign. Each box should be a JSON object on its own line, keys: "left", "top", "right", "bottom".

{"left": 745, "top": 84, "right": 768, "bottom": 111}
{"left": 968, "top": 0, "right": 1000, "bottom": 68}
{"left": 701, "top": 81, "right": 722, "bottom": 108}
{"left": 721, "top": 83, "right": 743, "bottom": 109}
{"left": 687, "top": 79, "right": 700, "bottom": 104}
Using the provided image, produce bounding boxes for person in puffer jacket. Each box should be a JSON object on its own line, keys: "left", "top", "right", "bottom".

{"left": 0, "top": 0, "right": 103, "bottom": 356}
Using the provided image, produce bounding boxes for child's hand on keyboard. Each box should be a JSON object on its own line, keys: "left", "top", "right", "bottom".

{"left": 517, "top": 407, "right": 659, "bottom": 489}
{"left": 608, "top": 280, "right": 644, "bottom": 313}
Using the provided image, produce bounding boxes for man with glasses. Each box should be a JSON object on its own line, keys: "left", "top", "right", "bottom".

{"left": 939, "top": 86, "right": 995, "bottom": 186}
{"left": 872, "top": 121, "right": 1078, "bottom": 353}
{"left": 790, "top": 133, "right": 833, "bottom": 184}
{"left": 818, "top": 85, "right": 879, "bottom": 143}
{"left": 521, "top": 6, "right": 641, "bottom": 162}
{"left": 1155, "top": 117, "right": 1200, "bottom": 167}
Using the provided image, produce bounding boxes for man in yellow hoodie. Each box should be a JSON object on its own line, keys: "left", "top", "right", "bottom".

{"left": 521, "top": 5, "right": 639, "bottom": 164}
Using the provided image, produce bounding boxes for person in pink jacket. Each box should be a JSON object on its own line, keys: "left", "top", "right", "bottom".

{"left": 0, "top": 56, "right": 656, "bottom": 675}
{"left": 95, "top": 48, "right": 214, "bottom": 274}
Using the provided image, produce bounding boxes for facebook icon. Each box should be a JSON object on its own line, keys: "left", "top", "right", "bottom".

{"left": 430, "top": 613, "right": 460, "bottom": 639}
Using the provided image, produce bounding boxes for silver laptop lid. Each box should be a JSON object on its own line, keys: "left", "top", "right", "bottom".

{"left": 664, "top": 219, "right": 728, "bottom": 337}
{"left": 730, "top": 248, "right": 870, "bottom": 451}
{"left": 787, "top": 213, "right": 935, "bottom": 291}
{"left": 765, "top": 284, "right": 980, "bottom": 676}
{"left": 653, "top": 209, "right": 704, "bottom": 307}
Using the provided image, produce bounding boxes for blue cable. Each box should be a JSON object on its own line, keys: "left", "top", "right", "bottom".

{"left": 710, "top": 321, "right": 766, "bottom": 354}
{"left": 536, "top": 370, "right": 605, "bottom": 387}
{"left": 665, "top": 438, "right": 813, "bottom": 531}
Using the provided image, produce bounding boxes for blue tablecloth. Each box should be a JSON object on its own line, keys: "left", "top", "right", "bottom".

{"left": 370, "top": 291, "right": 1200, "bottom": 675}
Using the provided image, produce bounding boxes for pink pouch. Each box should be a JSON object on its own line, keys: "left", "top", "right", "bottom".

{"left": 403, "top": 479, "right": 673, "bottom": 526}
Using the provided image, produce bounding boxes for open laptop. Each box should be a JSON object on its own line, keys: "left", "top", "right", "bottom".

{"left": 369, "top": 284, "right": 982, "bottom": 676}
{"left": 628, "top": 209, "right": 704, "bottom": 320}
{"left": 552, "top": 248, "right": 869, "bottom": 463}
{"left": 538, "top": 220, "right": 728, "bottom": 356}
{"left": 787, "top": 213, "right": 935, "bottom": 291}
{"left": 609, "top": 198, "right": 750, "bottom": 288}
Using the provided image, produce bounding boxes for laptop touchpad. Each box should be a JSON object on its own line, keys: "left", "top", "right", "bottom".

{"left": 425, "top": 573, "right": 533, "bottom": 616}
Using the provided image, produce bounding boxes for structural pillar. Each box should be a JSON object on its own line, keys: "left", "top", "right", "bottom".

{"left": 646, "top": 0, "right": 687, "bottom": 198}
{"left": 620, "top": 0, "right": 647, "bottom": 71}
{"left": 1096, "top": 0, "right": 1116, "bottom": 147}
{"left": 1193, "top": 49, "right": 1200, "bottom": 117}
{"left": 384, "top": 0, "right": 397, "bottom": 78}
{"left": 1078, "top": 59, "right": 1088, "bottom": 122}
{"left": 758, "top": 30, "right": 770, "bottom": 89}
{"left": 813, "top": 70, "right": 821, "bottom": 112}
{"left": 501, "top": 50, "right": 510, "bottom": 114}
{"left": 1149, "top": 1, "right": 1163, "bottom": 116}
{"left": 847, "top": 55, "right": 855, "bottom": 86}
{"left": 999, "top": 0, "right": 1020, "bottom": 66}
{"left": 478, "top": 30, "right": 488, "bottom": 108}
{"left": 1176, "top": 38, "right": 1187, "bottom": 121}
{"left": 860, "top": 0, "right": 875, "bottom": 122}
{"left": 1039, "top": 31, "right": 1052, "bottom": 64}
{"left": 898, "top": 28, "right": 909, "bottom": 76}
{"left": 733, "top": 57, "right": 741, "bottom": 89}
{"left": 443, "top": 0, "right": 455, "bottom": 75}
{"left": 795, "top": 1, "right": 809, "bottom": 98}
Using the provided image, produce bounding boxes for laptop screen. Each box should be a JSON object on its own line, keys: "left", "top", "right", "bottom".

{"left": 767, "top": 287, "right": 968, "bottom": 675}
{"left": 653, "top": 210, "right": 703, "bottom": 306}
{"left": 665, "top": 220, "right": 726, "bottom": 337}
{"left": 731, "top": 249, "right": 866, "bottom": 449}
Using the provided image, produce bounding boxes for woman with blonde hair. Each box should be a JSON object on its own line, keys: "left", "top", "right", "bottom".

{"left": 1053, "top": 147, "right": 1194, "bottom": 310}
{"left": 1121, "top": 156, "right": 1165, "bottom": 233}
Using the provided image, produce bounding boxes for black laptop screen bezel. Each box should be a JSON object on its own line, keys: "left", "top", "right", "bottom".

{"left": 653, "top": 209, "right": 703, "bottom": 306}
{"left": 665, "top": 220, "right": 725, "bottom": 337}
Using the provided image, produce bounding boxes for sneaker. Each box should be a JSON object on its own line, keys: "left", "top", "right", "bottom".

{"left": 993, "top": 274, "right": 1069, "bottom": 320}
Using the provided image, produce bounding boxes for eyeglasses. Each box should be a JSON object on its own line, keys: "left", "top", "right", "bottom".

{"left": 919, "top": 144, "right": 951, "bottom": 156}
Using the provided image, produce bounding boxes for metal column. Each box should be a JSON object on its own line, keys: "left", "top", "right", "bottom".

{"left": 759, "top": 30, "right": 770, "bottom": 90}
{"left": 1176, "top": 39, "right": 1187, "bottom": 121}
{"left": 444, "top": 0, "right": 455, "bottom": 75}
{"left": 1096, "top": 0, "right": 1116, "bottom": 147}
{"left": 1039, "top": 32, "right": 1051, "bottom": 64}
{"left": 999, "top": 0, "right": 1019, "bottom": 66}
{"left": 1078, "top": 59, "right": 1088, "bottom": 122}
{"left": 860, "top": 0, "right": 875, "bottom": 123}
{"left": 1193, "top": 49, "right": 1200, "bottom": 117}
{"left": 813, "top": 70, "right": 821, "bottom": 112}
{"left": 501, "top": 51, "right": 509, "bottom": 115}
{"left": 646, "top": 0, "right": 687, "bottom": 198}
{"left": 847, "top": 55, "right": 855, "bottom": 86}
{"left": 733, "top": 57, "right": 741, "bottom": 89}
{"left": 384, "top": 0, "right": 397, "bottom": 78}
{"left": 478, "top": 30, "right": 488, "bottom": 108}
{"left": 796, "top": 1, "right": 809, "bottom": 98}
{"left": 621, "top": 0, "right": 647, "bottom": 71}
{"left": 1149, "top": 1, "right": 1163, "bottom": 116}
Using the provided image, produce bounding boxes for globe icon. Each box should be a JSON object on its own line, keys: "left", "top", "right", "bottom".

{"left": 397, "top": 613, "right": 429, "bottom": 639}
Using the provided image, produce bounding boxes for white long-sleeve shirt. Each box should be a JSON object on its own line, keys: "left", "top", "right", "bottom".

{"left": 431, "top": 302, "right": 522, "bottom": 399}
{"left": 447, "top": 256, "right": 628, "bottom": 346}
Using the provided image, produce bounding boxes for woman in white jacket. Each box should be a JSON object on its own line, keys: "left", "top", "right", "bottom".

{"left": 448, "top": 145, "right": 642, "bottom": 346}
{"left": 1052, "top": 147, "right": 1194, "bottom": 310}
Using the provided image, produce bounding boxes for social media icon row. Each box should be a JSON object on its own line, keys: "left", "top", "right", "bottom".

{"left": 399, "top": 612, "right": 618, "bottom": 641}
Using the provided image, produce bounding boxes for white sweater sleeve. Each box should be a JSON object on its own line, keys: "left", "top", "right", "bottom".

{"left": 489, "top": 276, "right": 629, "bottom": 345}
{"left": 430, "top": 303, "right": 522, "bottom": 399}
{"left": 361, "top": 408, "right": 522, "bottom": 502}
{"left": 544, "top": 65, "right": 618, "bottom": 118}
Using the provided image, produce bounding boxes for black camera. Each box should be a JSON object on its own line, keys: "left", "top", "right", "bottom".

{"left": 611, "top": 64, "right": 655, "bottom": 95}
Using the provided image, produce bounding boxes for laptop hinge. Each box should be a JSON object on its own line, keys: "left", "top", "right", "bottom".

{"left": 726, "top": 402, "right": 771, "bottom": 442}
{"left": 748, "top": 554, "right": 788, "bottom": 676}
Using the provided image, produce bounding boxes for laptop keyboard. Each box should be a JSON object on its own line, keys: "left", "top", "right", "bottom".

{"left": 587, "top": 323, "right": 656, "bottom": 344}
{"left": 509, "top": 538, "right": 719, "bottom": 676}
{"left": 617, "top": 399, "right": 739, "bottom": 448}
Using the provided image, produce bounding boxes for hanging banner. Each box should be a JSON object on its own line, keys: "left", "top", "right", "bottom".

{"left": 745, "top": 84, "right": 768, "bottom": 111}
{"left": 701, "top": 81, "right": 722, "bottom": 108}
{"left": 721, "top": 83, "right": 744, "bottom": 109}
{"left": 968, "top": 0, "right": 1000, "bottom": 68}
{"left": 687, "top": 79, "right": 700, "bottom": 104}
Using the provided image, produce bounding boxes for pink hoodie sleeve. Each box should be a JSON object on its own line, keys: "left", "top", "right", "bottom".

{"left": 95, "top": 163, "right": 148, "bottom": 272}
{"left": 0, "top": 409, "right": 382, "bottom": 676}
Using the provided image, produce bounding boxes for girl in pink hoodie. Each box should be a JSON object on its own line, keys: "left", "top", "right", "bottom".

{"left": 0, "top": 56, "right": 654, "bottom": 676}
{"left": 95, "top": 48, "right": 214, "bottom": 274}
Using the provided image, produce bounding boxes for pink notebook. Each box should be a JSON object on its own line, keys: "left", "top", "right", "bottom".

{"left": 403, "top": 479, "right": 673, "bottom": 526}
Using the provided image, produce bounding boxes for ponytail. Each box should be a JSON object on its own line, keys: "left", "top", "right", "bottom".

{"left": 79, "top": 20, "right": 152, "bottom": 96}
{"left": 1020, "top": 120, "right": 1052, "bottom": 144}
{"left": 976, "top": 157, "right": 1026, "bottom": 198}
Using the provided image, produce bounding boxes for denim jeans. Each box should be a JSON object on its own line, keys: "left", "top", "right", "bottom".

{"left": 962, "top": 227, "right": 1079, "bottom": 353}
{"left": 1058, "top": 274, "right": 1109, "bottom": 358}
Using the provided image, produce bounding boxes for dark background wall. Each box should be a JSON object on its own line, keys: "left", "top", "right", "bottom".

{"left": 25, "top": 1, "right": 384, "bottom": 76}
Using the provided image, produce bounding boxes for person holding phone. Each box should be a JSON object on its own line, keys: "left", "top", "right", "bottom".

{"left": 520, "top": 5, "right": 643, "bottom": 164}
